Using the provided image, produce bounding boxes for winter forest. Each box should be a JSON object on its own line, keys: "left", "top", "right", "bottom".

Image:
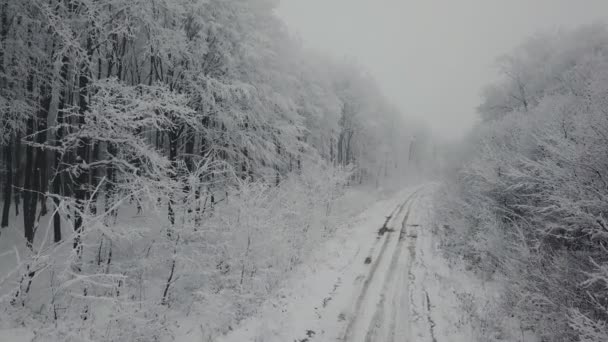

{"left": 1, "top": 1, "right": 608, "bottom": 342}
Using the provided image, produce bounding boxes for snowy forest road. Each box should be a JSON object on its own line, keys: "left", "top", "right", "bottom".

{"left": 341, "top": 189, "right": 419, "bottom": 342}
{"left": 213, "top": 185, "right": 474, "bottom": 342}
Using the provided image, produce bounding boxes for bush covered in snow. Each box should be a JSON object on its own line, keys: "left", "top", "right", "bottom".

{"left": 0, "top": 160, "right": 356, "bottom": 341}
{"left": 436, "top": 25, "right": 608, "bottom": 342}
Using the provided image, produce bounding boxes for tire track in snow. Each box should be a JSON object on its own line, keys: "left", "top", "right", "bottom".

{"left": 365, "top": 191, "right": 418, "bottom": 342}
{"left": 340, "top": 200, "right": 405, "bottom": 341}
{"left": 425, "top": 291, "right": 438, "bottom": 342}
{"left": 341, "top": 189, "right": 421, "bottom": 342}
{"left": 387, "top": 197, "right": 418, "bottom": 342}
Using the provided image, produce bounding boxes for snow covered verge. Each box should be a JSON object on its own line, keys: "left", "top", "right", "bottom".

{"left": 432, "top": 26, "right": 608, "bottom": 342}
{"left": 213, "top": 185, "right": 497, "bottom": 342}
{"left": 430, "top": 185, "right": 539, "bottom": 342}
{"left": 211, "top": 188, "right": 413, "bottom": 342}
{"left": 0, "top": 164, "right": 404, "bottom": 342}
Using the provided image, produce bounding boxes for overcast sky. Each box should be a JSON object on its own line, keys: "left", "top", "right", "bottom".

{"left": 277, "top": 0, "right": 608, "bottom": 140}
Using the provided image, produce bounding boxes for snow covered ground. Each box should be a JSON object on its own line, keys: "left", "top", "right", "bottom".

{"left": 190, "top": 185, "right": 481, "bottom": 342}
{"left": 0, "top": 184, "right": 524, "bottom": 342}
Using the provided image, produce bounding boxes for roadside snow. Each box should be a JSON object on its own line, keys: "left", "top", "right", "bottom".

{"left": 210, "top": 188, "right": 413, "bottom": 342}
{"left": 0, "top": 184, "right": 510, "bottom": 342}
{"left": 0, "top": 328, "right": 35, "bottom": 342}
{"left": 209, "top": 185, "right": 486, "bottom": 342}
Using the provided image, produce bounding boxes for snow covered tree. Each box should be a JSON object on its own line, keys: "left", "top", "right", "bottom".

{"left": 0, "top": 0, "right": 420, "bottom": 339}
{"left": 439, "top": 24, "right": 608, "bottom": 341}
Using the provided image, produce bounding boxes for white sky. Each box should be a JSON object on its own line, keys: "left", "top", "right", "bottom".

{"left": 277, "top": 0, "right": 608, "bottom": 140}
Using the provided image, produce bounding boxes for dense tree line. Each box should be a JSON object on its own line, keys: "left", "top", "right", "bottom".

{"left": 0, "top": 0, "right": 411, "bottom": 243}
{"left": 438, "top": 25, "right": 608, "bottom": 341}
{"left": 0, "top": 0, "right": 416, "bottom": 340}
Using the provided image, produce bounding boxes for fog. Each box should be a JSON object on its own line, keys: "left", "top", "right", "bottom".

{"left": 278, "top": 0, "right": 608, "bottom": 140}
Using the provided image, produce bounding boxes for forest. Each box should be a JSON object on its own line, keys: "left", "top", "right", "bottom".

{"left": 0, "top": 0, "right": 423, "bottom": 340}
{"left": 437, "top": 25, "right": 608, "bottom": 342}
{"left": 4, "top": 1, "right": 608, "bottom": 342}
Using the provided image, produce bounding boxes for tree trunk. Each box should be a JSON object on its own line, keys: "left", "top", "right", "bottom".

{"left": 0, "top": 0, "right": 9, "bottom": 228}
{"left": 167, "top": 127, "right": 180, "bottom": 225}
{"left": 13, "top": 134, "right": 21, "bottom": 217}
{"left": 34, "top": 109, "right": 48, "bottom": 216}
{"left": 105, "top": 143, "right": 116, "bottom": 217}
{"left": 1, "top": 141, "right": 13, "bottom": 228}
{"left": 89, "top": 142, "right": 100, "bottom": 216}
{"left": 185, "top": 131, "right": 195, "bottom": 172}
{"left": 23, "top": 118, "right": 36, "bottom": 248}
{"left": 51, "top": 53, "right": 71, "bottom": 243}
{"left": 74, "top": 37, "right": 93, "bottom": 255}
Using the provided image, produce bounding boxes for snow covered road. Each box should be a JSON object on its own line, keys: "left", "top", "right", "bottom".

{"left": 210, "top": 185, "right": 476, "bottom": 342}
{"left": 341, "top": 189, "right": 418, "bottom": 342}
